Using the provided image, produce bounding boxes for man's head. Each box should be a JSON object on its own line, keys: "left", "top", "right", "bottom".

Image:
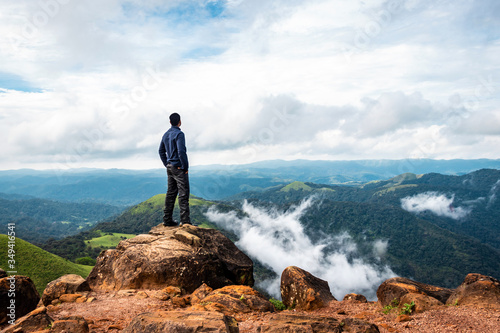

{"left": 170, "top": 113, "right": 181, "bottom": 126}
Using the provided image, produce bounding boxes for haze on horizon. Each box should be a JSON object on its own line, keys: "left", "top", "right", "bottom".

{"left": 0, "top": 0, "right": 499, "bottom": 170}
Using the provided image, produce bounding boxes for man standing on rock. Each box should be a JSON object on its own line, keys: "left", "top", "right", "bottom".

{"left": 159, "top": 113, "right": 191, "bottom": 226}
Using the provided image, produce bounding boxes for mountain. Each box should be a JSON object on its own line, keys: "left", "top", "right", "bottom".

{"left": 0, "top": 234, "right": 92, "bottom": 293}
{"left": 1, "top": 159, "right": 499, "bottom": 204}
{"left": 0, "top": 197, "right": 123, "bottom": 244}
{"left": 40, "top": 170, "right": 500, "bottom": 291}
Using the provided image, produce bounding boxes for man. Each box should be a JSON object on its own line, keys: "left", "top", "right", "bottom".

{"left": 159, "top": 113, "right": 191, "bottom": 226}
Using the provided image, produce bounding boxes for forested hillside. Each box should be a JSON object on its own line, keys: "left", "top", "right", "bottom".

{"left": 36, "top": 168, "right": 500, "bottom": 291}
{"left": 0, "top": 197, "right": 123, "bottom": 244}
{"left": 228, "top": 169, "right": 500, "bottom": 250}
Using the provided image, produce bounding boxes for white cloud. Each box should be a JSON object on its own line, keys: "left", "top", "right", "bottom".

{"left": 401, "top": 191, "right": 471, "bottom": 220}
{"left": 206, "top": 198, "right": 395, "bottom": 300}
{"left": 0, "top": 0, "right": 499, "bottom": 169}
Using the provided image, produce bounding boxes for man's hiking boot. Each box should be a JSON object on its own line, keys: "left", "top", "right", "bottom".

{"left": 179, "top": 221, "right": 192, "bottom": 227}
{"left": 163, "top": 220, "right": 178, "bottom": 227}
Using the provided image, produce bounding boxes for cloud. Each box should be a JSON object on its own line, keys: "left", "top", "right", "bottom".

{"left": 0, "top": 0, "right": 499, "bottom": 169}
{"left": 205, "top": 197, "right": 395, "bottom": 300}
{"left": 401, "top": 191, "right": 471, "bottom": 220}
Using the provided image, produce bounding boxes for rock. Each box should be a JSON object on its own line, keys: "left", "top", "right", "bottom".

{"left": 399, "top": 293, "right": 442, "bottom": 313}
{"left": 248, "top": 313, "right": 343, "bottom": 332}
{"left": 446, "top": 273, "right": 500, "bottom": 308}
{"left": 51, "top": 316, "right": 89, "bottom": 333}
{"left": 42, "top": 274, "right": 90, "bottom": 306}
{"left": 172, "top": 295, "right": 191, "bottom": 308}
{"left": 341, "top": 318, "right": 380, "bottom": 332}
{"left": 0, "top": 268, "right": 6, "bottom": 278}
{"left": 75, "top": 296, "right": 87, "bottom": 303}
{"left": 0, "top": 275, "right": 40, "bottom": 324}
{"left": 190, "top": 283, "right": 214, "bottom": 305}
{"left": 162, "top": 286, "right": 182, "bottom": 298}
{"left": 280, "top": 266, "right": 336, "bottom": 310}
{"left": 87, "top": 224, "right": 254, "bottom": 293}
{"left": 59, "top": 293, "right": 83, "bottom": 303}
{"left": 117, "top": 289, "right": 136, "bottom": 297}
{"left": 395, "top": 314, "right": 412, "bottom": 322}
{"left": 137, "top": 291, "right": 149, "bottom": 299}
{"left": 1, "top": 307, "right": 52, "bottom": 333}
{"left": 109, "top": 324, "right": 124, "bottom": 330}
{"left": 192, "top": 285, "right": 274, "bottom": 318}
{"left": 47, "top": 304, "right": 59, "bottom": 312}
{"left": 123, "top": 310, "right": 238, "bottom": 333}
{"left": 377, "top": 277, "right": 453, "bottom": 307}
{"left": 343, "top": 293, "right": 368, "bottom": 303}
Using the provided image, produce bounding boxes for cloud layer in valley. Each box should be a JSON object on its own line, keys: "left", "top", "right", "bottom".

{"left": 206, "top": 198, "right": 395, "bottom": 300}
{"left": 401, "top": 191, "right": 471, "bottom": 220}
{"left": 1, "top": 0, "right": 499, "bottom": 169}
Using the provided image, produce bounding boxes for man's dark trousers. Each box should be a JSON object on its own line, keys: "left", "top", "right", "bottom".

{"left": 164, "top": 165, "right": 190, "bottom": 224}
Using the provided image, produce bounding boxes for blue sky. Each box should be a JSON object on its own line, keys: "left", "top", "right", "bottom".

{"left": 0, "top": 0, "right": 499, "bottom": 169}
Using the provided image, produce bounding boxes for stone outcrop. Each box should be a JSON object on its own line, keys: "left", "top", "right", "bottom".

{"left": 446, "top": 273, "right": 500, "bottom": 308}
{"left": 86, "top": 224, "right": 254, "bottom": 293}
{"left": 245, "top": 313, "right": 343, "bottom": 332}
{"left": 191, "top": 285, "right": 274, "bottom": 318}
{"left": 1, "top": 307, "right": 52, "bottom": 333}
{"left": 123, "top": 311, "right": 238, "bottom": 333}
{"left": 280, "top": 266, "right": 336, "bottom": 310}
{"left": 42, "top": 274, "right": 90, "bottom": 306}
{"left": 0, "top": 275, "right": 40, "bottom": 324}
{"left": 51, "top": 316, "right": 89, "bottom": 333}
{"left": 376, "top": 277, "right": 453, "bottom": 307}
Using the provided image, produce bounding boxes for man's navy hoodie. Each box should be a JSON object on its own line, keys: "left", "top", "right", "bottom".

{"left": 159, "top": 126, "right": 189, "bottom": 170}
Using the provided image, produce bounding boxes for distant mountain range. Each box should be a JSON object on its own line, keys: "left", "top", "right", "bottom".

{"left": 0, "top": 159, "right": 499, "bottom": 204}
{"left": 34, "top": 168, "right": 500, "bottom": 293}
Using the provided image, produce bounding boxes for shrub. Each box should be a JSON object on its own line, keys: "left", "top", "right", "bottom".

{"left": 269, "top": 298, "right": 286, "bottom": 311}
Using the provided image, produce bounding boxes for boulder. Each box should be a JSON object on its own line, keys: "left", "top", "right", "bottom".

{"left": 51, "top": 316, "right": 89, "bottom": 333}
{"left": 190, "top": 283, "right": 214, "bottom": 305}
{"left": 243, "top": 313, "right": 343, "bottom": 332}
{"left": 0, "top": 275, "right": 40, "bottom": 324}
{"left": 191, "top": 285, "right": 274, "bottom": 318}
{"left": 87, "top": 224, "right": 254, "bottom": 293}
{"left": 446, "top": 273, "right": 500, "bottom": 308}
{"left": 341, "top": 318, "right": 381, "bottom": 332}
{"left": 377, "top": 277, "right": 453, "bottom": 307}
{"left": 123, "top": 310, "right": 238, "bottom": 333}
{"left": 280, "top": 266, "right": 336, "bottom": 310}
{"left": 399, "top": 293, "right": 442, "bottom": 313}
{"left": 343, "top": 293, "right": 368, "bottom": 303}
{"left": 42, "top": 274, "right": 90, "bottom": 306}
{"left": 1, "top": 307, "right": 52, "bottom": 333}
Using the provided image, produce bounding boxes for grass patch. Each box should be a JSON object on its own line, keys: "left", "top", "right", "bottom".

{"left": 0, "top": 234, "right": 92, "bottom": 294}
{"left": 86, "top": 232, "right": 136, "bottom": 248}
{"left": 130, "top": 194, "right": 212, "bottom": 215}
{"left": 280, "top": 181, "right": 312, "bottom": 192}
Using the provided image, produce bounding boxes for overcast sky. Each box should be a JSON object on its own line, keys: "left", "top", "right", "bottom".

{"left": 0, "top": 0, "right": 499, "bottom": 170}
